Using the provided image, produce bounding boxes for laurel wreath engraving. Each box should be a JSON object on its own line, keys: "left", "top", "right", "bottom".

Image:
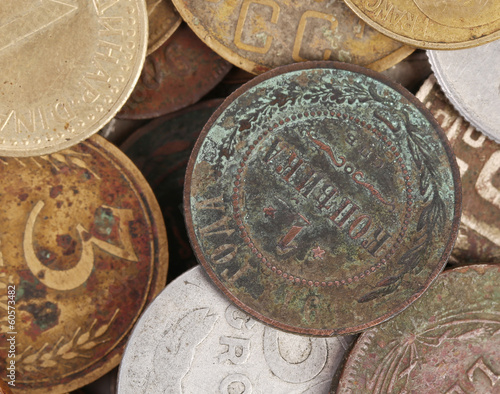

{"left": 16, "top": 308, "right": 119, "bottom": 372}
{"left": 0, "top": 149, "right": 101, "bottom": 179}
{"left": 228, "top": 73, "right": 447, "bottom": 302}
{"left": 366, "top": 310, "right": 500, "bottom": 393}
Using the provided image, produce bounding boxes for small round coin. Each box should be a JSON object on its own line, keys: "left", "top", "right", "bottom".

{"left": 343, "top": 0, "right": 500, "bottom": 49}
{"left": 118, "top": 266, "right": 355, "bottom": 393}
{"left": 428, "top": 40, "right": 500, "bottom": 143}
{"left": 0, "top": 135, "right": 168, "bottom": 393}
{"left": 117, "top": 24, "right": 232, "bottom": 120}
{"left": 417, "top": 75, "right": 500, "bottom": 265}
{"left": 146, "top": 0, "right": 181, "bottom": 55}
{"left": 0, "top": 0, "right": 148, "bottom": 157}
{"left": 337, "top": 265, "right": 500, "bottom": 393}
{"left": 172, "top": 0, "right": 414, "bottom": 74}
{"left": 121, "top": 99, "right": 223, "bottom": 281}
{"left": 185, "top": 61, "right": 461, "bottom": 336}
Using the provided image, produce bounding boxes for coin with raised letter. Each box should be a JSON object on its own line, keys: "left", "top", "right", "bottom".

{"left": 417, "top": 75, "right": 500, "bottom": 265}
{"left": 118, "top": 266, "right": 355, "bottom": 393}
{"left": 171, "top": 0, "right": 414, "bottom": 74}
{"left": 0, "top": 135, "right": 168, "bottom": 393}
{"left": 337, "top": 265, "right": 500, "bottom": 393}
{"left": 184, "top": 61, "right": 461, "bottom": 336}
{"left": 0, "top": 0, "right": 147, "bottom": 157}
{"left": 343, "top": 0, "right": 500, "bottom": 49}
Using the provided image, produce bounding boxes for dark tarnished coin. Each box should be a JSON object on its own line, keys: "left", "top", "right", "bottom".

{"left": 118, "top": 266, "right": 355, "bottom": 393}
{"left": 117, "top": 24, "right": 232, "bottom": 120}
{"left": 185, "top": 61, "right": 461, "bottom": 336}
{"left": 380, "top": 50, "right": 431, "bottom": 95}
{"left": 121, "top": 99, "right": 223, "bottom": 281}
{"left": 337, "top": 265, "right": 500, "bottom": 393}
{"left": 417, "top": 75, "right": 500, "bottom": 265}
{"left": 146, "top": 0, "right": 181, "bottom": 55}
{"left": 172, "top": 0, "right": 414, "bottom": 75}
{"left": 0, "top": 135, "right": 168, "bottom": 393}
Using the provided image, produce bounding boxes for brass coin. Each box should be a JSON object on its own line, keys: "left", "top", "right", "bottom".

{"left": 343, "top": 0, "right": 500, "bottom": 49}
{"left": 171, "top": 0, "right": 414, "bottom": 74}
{"left": 0, "top": 1, "right": 147, "bottom": 157}
{"left": 417, "top": 75, "right": 500, "bottom": 265}
{"left": 337, "top": 265, "right": 500, "bottom": 393}
{"left": 146, "top": 0, "right": 181, "bottom": 55}
{"left": 0, "top": 135, "right": 168, "bottom": 393}
{"left": 185, "top": 61, "right": 461, "bottom": 336}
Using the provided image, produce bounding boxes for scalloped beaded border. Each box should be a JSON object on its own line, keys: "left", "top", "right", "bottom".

{"left": 232, "top": 110, "right": 414, "bottom": 287}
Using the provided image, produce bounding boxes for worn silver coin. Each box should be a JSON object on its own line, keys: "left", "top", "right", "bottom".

{"left": 428, "top": 40, "right": 500, "bottom": 143}
{"left": 117, "top": 266, "right": 354, "bottom": 393}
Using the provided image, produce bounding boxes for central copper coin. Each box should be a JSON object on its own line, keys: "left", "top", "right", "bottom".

{"left": 185, "top": 62, "right": 461, "bottom": 336}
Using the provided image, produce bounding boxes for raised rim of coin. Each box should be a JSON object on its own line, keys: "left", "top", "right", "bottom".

{"left": 343, "top": 0, "right": 500, "bottom": 50}
{"left": 184, "top": 61, "right": 461, "bottom": 336}
{"left": 146, "top": 0, "right": 181, "bottom": 55}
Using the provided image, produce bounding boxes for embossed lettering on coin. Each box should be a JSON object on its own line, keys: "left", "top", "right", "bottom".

{"left": 185, "top": 62, "right": 461, "bottom": 336}
{"left": 118, "top": 266, "right": 354, "bottom": 393}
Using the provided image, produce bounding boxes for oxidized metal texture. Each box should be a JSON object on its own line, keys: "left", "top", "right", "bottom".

{"left": 0, "top": 379, "right": 12, "bottom": 394}
{"left": 146, "top": 0, "right": 181, "bottom": 55}
{"left": 171, "top": 0, "right": 414, "bottom": 75}
{"left": 417, "top": 75, "right": 500, "bottom": 266}
{"left": 0, "top": 0, "right": 147, "bottom": 157}
{"left": 121, "top": 99, "right": 223, "bottom": 281}
{"left": 118, "top": 24, "right": 232, "bottom": 120}
{"left": 0, "top": 135, "right": 168, "bottom": 393}
{"left": 118, "top": 266, "right": 355, "bottom": 393}
{"left": 337, "top": 265, "right": 500, "bottom": 393}
{"left": 428, "top": 41, "right": 500, "bottom": 143}
{"left": 185, "top": 61, "right": 461, "bottom": 336}
{"left": 343, "top": 0, "right": 500, "bottom": 49}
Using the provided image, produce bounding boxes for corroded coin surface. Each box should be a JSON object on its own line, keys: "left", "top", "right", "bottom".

{"left": 428, "top": 40, "right": 500, "bottom": 143}
{"left": 172, "top": 0, "right": 414, "bottom": 75}
{"left": 337, "top": 265, "right": 500, "bottom": 393}
{"left": 121, "top": 99, "right": 223, "bottom": 281}
{"left": 343, "top": 0, "right": 500, "bottom": 49}
{"left": 185, "top": 62, "right": 461, "bottom": 336}
{"left": 146, "top": 0, "right": 181, "bottom": 55}
{"left": 0, "top": 0, "right": 147, "bottom": 157}
{"left": 118, "top": 266, "right": 355, "bottom": 393}
{"left": 417, "top": 75, "right": 500, "bottom": 265}
{"left": 118, "top": 24, "right": 231, "bottom": 120}
{"left": 0, "top": 135, "right": 168, "bottom": 393}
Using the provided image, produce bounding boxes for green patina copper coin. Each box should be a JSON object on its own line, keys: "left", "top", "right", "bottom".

{"left": 338, "top": 265, "right": 500, "bottom": 393}
{"left": 184, "top": 61, "right": 461, "bottom": 336}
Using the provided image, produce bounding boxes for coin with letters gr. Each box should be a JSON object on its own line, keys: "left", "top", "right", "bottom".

{"left": 0, "top": 0, "right": 147, "bottom": 156}
{"left": 185, "top": 61, "right": 461, "bottom": 336}
{"left": 118, "top": 266, "right": 355, "bottom": 393}
{"left": 0, "top": 135, "right": 168, "bottom": 393}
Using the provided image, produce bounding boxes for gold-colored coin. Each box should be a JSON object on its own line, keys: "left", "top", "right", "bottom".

{"left": 0, "top": 135, "right": 168, "bottom": 393}
{"left": 343, "top": 0, "right": 500, "bottom": 49}
{"left": 146, "top": 0, "right": 181, "bottom": 55}
{"left": 171, "top": 0, "right": 414, "bottom": 74}
{"left": 0, "top": 1, "right": 147, "bottom": 157}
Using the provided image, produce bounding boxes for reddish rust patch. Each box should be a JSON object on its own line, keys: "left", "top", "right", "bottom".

{"left": 18, "top": 193, "right": 28, "bottom": 201}
{"left": 50, "top": 185, "right": 63, "bottom": 198}
{"left": 56, "top": 234, "right": 77, "bottom": 256}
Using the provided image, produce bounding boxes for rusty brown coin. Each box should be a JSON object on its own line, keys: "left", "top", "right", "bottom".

{"left": 0, "top": 378, "right": 12, "bottom": 394}
{"left": 172, "top": 0, "right": 414, "bottom": 75}
{"left": 184, "top": 61, "right": 461, "bottom": 336}
{"left": 337, "top": 264, "right": 500, "bottom": 393}
{"left": 417, "top": 75, "right": 500, "bottom": 265}
{"left": 0, "top": 135, "right": 168, "bottom": 393}
{"left": 146, "top": 0, "right": 181, "bottom": 55}
{"left": 118, "top": 24, "right": 232, "bottom": 120}
{"left": 121, "top": 99, "right": 223, "bottom": 281}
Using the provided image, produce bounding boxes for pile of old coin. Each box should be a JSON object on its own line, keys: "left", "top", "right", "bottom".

{"left": 0, "top": 1, "right": 498, "bottom": 393}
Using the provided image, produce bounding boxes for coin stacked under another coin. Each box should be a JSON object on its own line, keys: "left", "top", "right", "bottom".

{"left": 0, "top": 0, "right": 498, "bottom": 393}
